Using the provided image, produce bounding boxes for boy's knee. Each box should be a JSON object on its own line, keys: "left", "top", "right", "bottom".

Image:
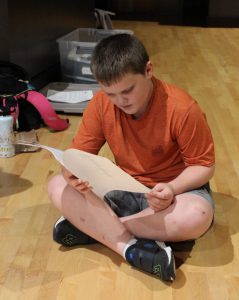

{"left": 182, "top": 204, "right": 213, "bottom": 239}
{"left": 170, "top": 203, "right": 213, "bottom": 240}
{"left": 47, "top": 173, "right": 66, "bottom": 204}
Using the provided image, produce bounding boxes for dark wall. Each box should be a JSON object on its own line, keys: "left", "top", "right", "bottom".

{"left": 209, "top": 0, "right": 239, "bottom": 17}
{"left": 1, "top": 0, "right": 95, "bottom": 88}
{"left": 207, "top": 0, "right": 239, "bottom": 26}
{"left": 96, "top": 0, "right": 182, "bottom": 23}
{"left": 0, "top": 0, "right": 9, "bottom": 59}
{"left": 96, "top": 0, "right": 239, "bottom": 27}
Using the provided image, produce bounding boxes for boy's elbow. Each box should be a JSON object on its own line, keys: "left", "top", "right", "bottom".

{"left": 208, "top": 164, "right": 215, "bottom": 179}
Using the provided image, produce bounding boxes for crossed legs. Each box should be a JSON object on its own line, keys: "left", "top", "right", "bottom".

{"left": 48, "top": 173, "right": 214, "bottom": 254}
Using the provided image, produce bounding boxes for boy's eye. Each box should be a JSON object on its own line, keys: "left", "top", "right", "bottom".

{"left": 107, "top": 93, "right": 116, "bottom": 98}
{"left": 122, "top": 86, "right": 134, "bottom": 95}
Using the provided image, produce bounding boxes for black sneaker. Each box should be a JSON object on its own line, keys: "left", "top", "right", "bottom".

{"left": 125, "top": 239, "right": 176, "bottom": 281}
{"left": 53, "top": 216, "right": 97, "bottom": 247}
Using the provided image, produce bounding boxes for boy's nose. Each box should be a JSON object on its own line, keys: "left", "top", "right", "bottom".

{"left": 117, "top": 95, "right": 128, "bottom": 106}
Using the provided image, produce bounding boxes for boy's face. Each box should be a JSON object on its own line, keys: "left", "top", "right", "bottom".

{"left": 99, "top": 62, "right": 153, "bottom": 118}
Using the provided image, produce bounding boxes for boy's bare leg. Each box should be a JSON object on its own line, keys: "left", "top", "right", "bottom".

{"left": 48, "top": 174, "right": 213, "bottom": 245}
{"left": 120, "top": 194, "right": 214, "bottom": 242}
{"left": 48, "top": 174, "right": 132, "bottom": 255}
{"left": 48, "top": 173, "right": 176, "bottom": 281}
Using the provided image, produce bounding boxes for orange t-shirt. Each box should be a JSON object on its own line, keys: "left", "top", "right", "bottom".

{"left": 71, "top": 77, "right": 215, "bottom": 188}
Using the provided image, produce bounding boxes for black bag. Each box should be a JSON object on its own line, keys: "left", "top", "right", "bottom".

{"left": 0, "top": 61, "right": 69, "bottom": 131}
{"left": 0, "top": 61, "right": 28, "bottom": 94}
{"left": 16, "top": 92, "right": 43, "bottom": 131}
{"left": 0, "top": 61, "right": 43, "bottom": 131}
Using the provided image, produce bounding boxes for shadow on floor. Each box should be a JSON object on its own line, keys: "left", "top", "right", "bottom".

{"left": 171, "top": 192, "right": 239, "bottom": 267}
{"left": 0, "top": 168, "right": 33, "bottom": 197}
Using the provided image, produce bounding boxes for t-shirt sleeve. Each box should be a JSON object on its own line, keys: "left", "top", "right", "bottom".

{"left": 70, "top": 93, "right": 106, "bottom": 154}
{"left": 175, "top": 102, "right": 215, "bottom": 167}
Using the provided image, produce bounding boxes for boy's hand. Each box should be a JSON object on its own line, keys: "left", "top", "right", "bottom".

{"left": 145, "top": 183, "right": 175, "bottom": 212}
{"left": 62, "top": 167, "right": 92, "bottom": 194}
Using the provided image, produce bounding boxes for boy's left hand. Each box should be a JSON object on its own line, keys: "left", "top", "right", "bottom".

{"left": 145, "top": 183, "right": 175, "bottom": 212}
{"left": 71, "top": 179, "right": 93, "bottom": 194}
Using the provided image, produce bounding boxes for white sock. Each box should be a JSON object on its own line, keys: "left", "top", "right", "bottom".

{"left": 155, "top": 241, "right": 167, "bottom": 249}
{"left": 123, "top": 238, "right": 137, "bottom": 260}
{"left": 155, "top": 241, "right": 172, "bottom": 263}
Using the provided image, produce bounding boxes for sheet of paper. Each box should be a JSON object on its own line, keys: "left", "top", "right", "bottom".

{"left": 47, "top": 90, "right": 93, "bottom": 103}
{"left": 63, "top": 149, "right": 150, "bottom": 198}
{"left": 15, "top": 142, "right": 149, "bottom": 198}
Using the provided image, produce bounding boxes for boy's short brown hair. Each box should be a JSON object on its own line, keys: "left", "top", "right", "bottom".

{"left": 91, "top": 34, "right": 149, "bottom": 85}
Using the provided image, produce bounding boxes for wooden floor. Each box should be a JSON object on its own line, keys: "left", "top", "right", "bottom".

{"left": 1, "top": 21, "right": 239, "bottom": 300}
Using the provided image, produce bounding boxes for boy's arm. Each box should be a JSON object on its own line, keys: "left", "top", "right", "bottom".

{"left": 146, "top": 165, "right": 214, "bottom": 212}
{"left": 168, "top": 164, "right": 215, "bottom": 195}
{"left": 70, "top": 93, "right": 106, "bottom": 154}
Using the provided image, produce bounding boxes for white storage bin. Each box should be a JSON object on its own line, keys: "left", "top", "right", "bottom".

{"left": 57, "top": 28, "right": 133, "bottom": 83}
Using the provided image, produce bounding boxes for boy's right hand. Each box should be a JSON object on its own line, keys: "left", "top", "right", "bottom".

{"left": 62, "top": 167, "right": 93, "bottom": 194}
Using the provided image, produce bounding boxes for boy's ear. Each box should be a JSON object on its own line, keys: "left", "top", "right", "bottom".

{"left": 145, "top": 61, "right": 153, "bottom": 78}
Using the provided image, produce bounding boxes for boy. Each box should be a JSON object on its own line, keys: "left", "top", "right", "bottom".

{"left": 48, "top": 34, "right": 215, "bottom": 281}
